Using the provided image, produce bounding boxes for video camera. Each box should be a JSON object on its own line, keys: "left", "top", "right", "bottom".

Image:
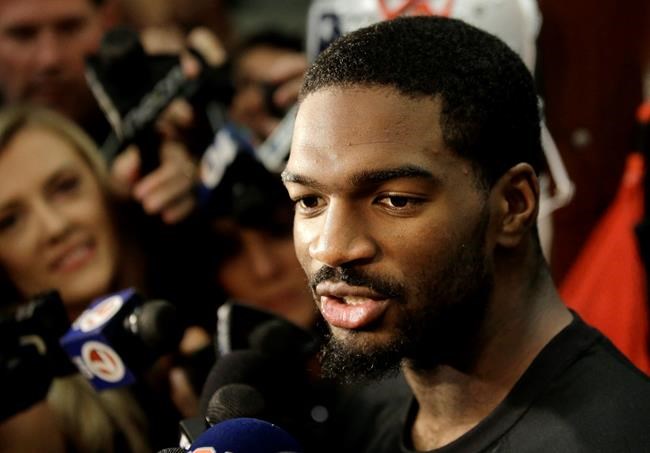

{"left": 86, "top": 25, "right": 235, "bottom": 174}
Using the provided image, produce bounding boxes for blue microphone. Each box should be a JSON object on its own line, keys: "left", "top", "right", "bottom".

{"left": 189, "top": 417, "right": 303, "bottom": 453}
{"left": 60, "top": 288, "right": 182, "bottom": 390}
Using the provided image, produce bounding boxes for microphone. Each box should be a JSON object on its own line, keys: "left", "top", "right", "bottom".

{"left": 0, "top": 291, "right": 76, "bottom": 421}
{"left": 196, "top": 306, "right": 336, "bottom": 452}
{"left": 189, "top": 417, "right": 303, "bottom": 453}
{"left": 199, "top": 349, "right": 276, "bottom": 416}
{"left": 206, "top": 383, "right": 266, "bottom": 425}
{"left": 60, "top": 288, "right": 183, "bottom": 390}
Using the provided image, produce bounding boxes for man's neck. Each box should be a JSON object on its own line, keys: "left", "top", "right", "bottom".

{"left": 403, "top": 267, "right": 572, "bottom": 451}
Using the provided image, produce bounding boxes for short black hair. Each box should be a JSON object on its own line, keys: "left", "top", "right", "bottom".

{"left": 300, "top": 16, "right": 542, "bottom": 187}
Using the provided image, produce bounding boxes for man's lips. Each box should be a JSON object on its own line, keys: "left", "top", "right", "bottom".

{"left": 316, "top": 282, "right": 390, "bottom": 330}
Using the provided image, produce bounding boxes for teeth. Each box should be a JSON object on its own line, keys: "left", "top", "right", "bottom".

{"left": 343, "top": 297, "right": 369, "bottom": 305}
{"left": 58, "top": 244, "right": 90, "bottom": 268}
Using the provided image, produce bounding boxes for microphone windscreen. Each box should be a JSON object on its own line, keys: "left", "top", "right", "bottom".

{"left": 199, "top": 349, "right": 274, "bottom": 416}
{"left": 206, "top": 383, "right": 266, "bottom": 425}
{"left": 137, "top": 299, "right": 183, "bottom": 353}
{"left": 189, "top": 417, "right": 303, "bottom": 453}
{"left": 248, "top": 318, "right": 317, "bottom": 358}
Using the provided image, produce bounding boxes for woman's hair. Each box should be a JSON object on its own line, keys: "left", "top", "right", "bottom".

{"left": 48, "top": 376, "right": 150, "bottom": 453}
{"left": 0, "top": 104, "right": 110, "bottom": 186}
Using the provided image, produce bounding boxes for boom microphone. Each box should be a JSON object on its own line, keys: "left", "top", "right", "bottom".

{"left": 60, "top": 288, "right": 183, "bottom": 390}
{"left": 189, "top": 417, "right": 303, "bottom": 453}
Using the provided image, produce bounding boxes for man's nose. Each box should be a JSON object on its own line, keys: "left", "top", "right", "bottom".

{"left": 308, "top": 200, "right": 378, "bottom": 268}
{"left": 34, "top": 30, "right": 64, "bottom": 70}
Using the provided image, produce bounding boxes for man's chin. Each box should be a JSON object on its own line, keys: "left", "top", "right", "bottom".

{"left": 319, "top": 333, "right": 404, "bottom": 384}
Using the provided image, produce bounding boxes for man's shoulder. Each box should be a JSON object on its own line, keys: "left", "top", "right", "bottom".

{"left": 503, "top": 318, "right": 650, "bottom": 451}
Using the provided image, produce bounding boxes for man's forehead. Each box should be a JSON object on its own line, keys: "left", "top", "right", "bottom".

{"left": 292, "top": 87, "right": 447, "bottom": 157}
{"left": 0, "top": 0, "right": 95, "bottom": 25}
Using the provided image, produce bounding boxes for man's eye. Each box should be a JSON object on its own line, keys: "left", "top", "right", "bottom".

{"left": 295, "top": 196, "right": 321, "bottom": 211}
{"left": 4, "top": 25, "right": 37, "bottom": 42}
{"left": 376, "top": 195, "right": 424, "bottom": 212}
{"left": 56, "top": 18, "right": 86, "bottom": 36}
{"left": 0, "top": 212, "right": 19, "bottom": 233}
{"left": 385, "top": 196, "right": 410, "bottom": 208}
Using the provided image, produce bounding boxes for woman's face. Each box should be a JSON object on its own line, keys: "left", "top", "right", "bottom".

{"left": 0, "top": 125, "right": 119, "bottom": 317}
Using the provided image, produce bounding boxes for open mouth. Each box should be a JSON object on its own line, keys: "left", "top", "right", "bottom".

{"left": 51, "top": 240, "right": 96, "bottom": 274}
{"left": 317, "top": 286, "right": 391, "bottom": 330}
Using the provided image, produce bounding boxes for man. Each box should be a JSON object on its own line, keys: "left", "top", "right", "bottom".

{"left": 282, "top": 16, "right": 650, "bottom": 452}
{"left": 0, "top": 0, "right": 114, "bottom": 137}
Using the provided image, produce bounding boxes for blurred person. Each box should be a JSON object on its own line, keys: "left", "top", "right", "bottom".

{"left": 0, "top": 105, "right": 205, "bottom": 451}
{"left": 207, "top": 153, "right": 317, "bottom": 330}
{"left": 228, "top": 30, "right": 306, "bottom": 146}
{"left": 282, "top": 16, "right": 650, "bottom": 451}
{"left": 0, "top": 0, "right": 119, "bottom": 139}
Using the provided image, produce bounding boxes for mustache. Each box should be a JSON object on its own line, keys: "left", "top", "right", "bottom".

{"left": 309, "top": 266, "right": 404, "bottom": 300}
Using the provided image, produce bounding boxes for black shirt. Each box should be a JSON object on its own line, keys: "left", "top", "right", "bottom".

{"left": 352, "top": 314, "right": 650, "bottom": 453}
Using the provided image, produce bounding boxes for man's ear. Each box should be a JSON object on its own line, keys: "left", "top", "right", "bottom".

{"left": 490, "top": 163, "right": 539, "bottom": 248}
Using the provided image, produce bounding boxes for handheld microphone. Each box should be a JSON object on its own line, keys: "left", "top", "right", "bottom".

{"left": 0, "top": 291, "right": 76, "bottom": 421}
{"left": 60, "top": 288, "right": 183, "bottom": 390}
{"left": 189, "top": 417, "right": 303, "bottom": 453}
{"left": 199, "top": 349, "right": 276, "bottom": 416}
{"left": 206, "top": 383, "right": 266, "bottom": 425}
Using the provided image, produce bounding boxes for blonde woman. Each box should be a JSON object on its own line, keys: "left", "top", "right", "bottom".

{"left": 0, "top": 105, "right": 198, "bottom": 451}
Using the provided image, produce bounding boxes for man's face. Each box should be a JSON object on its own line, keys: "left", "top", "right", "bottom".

{"left": 283, "top": 87, "right": 494, "bottom": 381}
{"left": 0, "top": 0, "right": 105, "bottom": 123}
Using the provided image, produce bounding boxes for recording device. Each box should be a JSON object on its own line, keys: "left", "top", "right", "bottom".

{"left": 0, "top": 291, "right": 75, "bottom": 421}
{"left": 187, "top": 303, "right": 337, "bottom": 452}
{"left": 205, "top": 383, "right": 266, "bottom": 424}
{"left": 86, "top": 25, "right": 234, "bottom": 174}
{"left": 60, "top": 288, "right": 183, "bottom": 390}
{"left": 189, "top": 417, "right": 303, "bottom": 453}
{"left": 212, "top": 300, "right": 317, "bottom": 357}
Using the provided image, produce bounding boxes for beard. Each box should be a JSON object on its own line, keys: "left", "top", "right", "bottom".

{"left": 312, "top": 209, "right": 493, "bottom": 384}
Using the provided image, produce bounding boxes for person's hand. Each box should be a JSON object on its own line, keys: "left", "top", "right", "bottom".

{"left": 110, "top": 27, "right": 230, "bottom": 224}
{"left": 110, "top": 140, "right": 198, "bottom": 224}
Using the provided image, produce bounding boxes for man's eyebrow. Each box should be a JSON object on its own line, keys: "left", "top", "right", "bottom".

{"left": 281, "top": 171, "right": 325, "bottom": 189}
{"left": 281, "top": 165, "right": 434, "bottom": 189}
{"left": 350, "top": 165, "right": 434, "bottom": 186}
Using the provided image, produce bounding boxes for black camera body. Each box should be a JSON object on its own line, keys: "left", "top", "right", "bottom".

{"left": 86, "top": 26, "right": 234, "bottom": 174}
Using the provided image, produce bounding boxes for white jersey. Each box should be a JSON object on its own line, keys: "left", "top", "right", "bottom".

{"left": 306, "top": 0, "right": 540, "bottom": 72}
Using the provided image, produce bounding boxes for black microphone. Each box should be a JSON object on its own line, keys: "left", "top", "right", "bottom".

{"left": 199, "top": 348, "right": 276, "bottom": 416}
{"left": 60, "top": 288, "right": 183, "bottom": 390}
{"left": 206, "top": 383, "right": 266, "bottom": 425}
{"left": 0, "top": 291, "right": 76, "bottom": 421}
{"left": 196, "top": 306, "right": 339, "bottom": 452}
